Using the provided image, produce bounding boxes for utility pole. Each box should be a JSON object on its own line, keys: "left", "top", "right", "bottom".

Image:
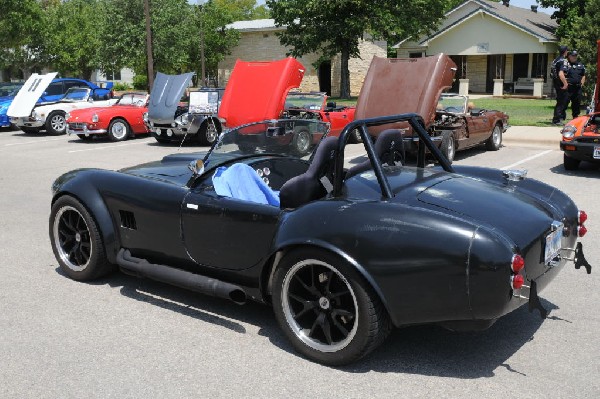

{"left": 144, "top": 0, "right": 154, "bottom": 93}
{"left": 198, "top": 1, "right": 206, "bottom": 87}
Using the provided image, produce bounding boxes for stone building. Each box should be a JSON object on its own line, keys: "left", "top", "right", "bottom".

{"left": 218, "top": 19, "right": 387, "bottom": 97}
{"left": 394, "top": 0, "right": 558, "bottom": 96}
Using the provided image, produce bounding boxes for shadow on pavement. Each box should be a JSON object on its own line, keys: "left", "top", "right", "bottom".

{"left": 550, "top": 161, "right": 600, "bottom": 176}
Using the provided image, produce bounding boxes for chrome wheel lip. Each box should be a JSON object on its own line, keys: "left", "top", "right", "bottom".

{"left": 281, "top": 259, "right": 359, "bottom": 353}
{"left": 111, "top": 121, "right": 127, "bottom": 140}
{"left": 493, "top": 126, "right": 502, "bottom": 146}
{"left": 206, "top": 124, "right": 218, "bottom": 143}
{"left": 53, "top": 206, "right": 91, "bottom": 272}
{"left": 447, "top": 137, "right": 455, "bottom": 160}
{"left": 296, "top": 131, "right": 311, "bottom": 153}
{"left": 51, "top": 114, "right": 66, "bottom": 132}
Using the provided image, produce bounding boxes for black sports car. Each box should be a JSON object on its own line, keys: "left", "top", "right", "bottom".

{"left": 49, "top": 114, "right": 592, "bottom": 365}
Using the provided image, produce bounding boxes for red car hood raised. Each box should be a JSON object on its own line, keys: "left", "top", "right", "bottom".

{"left": 218, "top": 57, "right": 305, "bottom": 128}
{"left": 355, "top": 55, "right": 456, "bottom": 134}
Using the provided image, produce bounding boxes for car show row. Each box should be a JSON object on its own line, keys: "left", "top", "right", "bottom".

{"left": 38, "top": 53, "right": 592, "bottom": 365}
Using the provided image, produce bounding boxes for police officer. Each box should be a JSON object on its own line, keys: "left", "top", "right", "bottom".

{"left": 564, "top": 50, "right": 586, "bottom": 119}
{"left": 552, "top": 45, "right": 569, "bottom": 124}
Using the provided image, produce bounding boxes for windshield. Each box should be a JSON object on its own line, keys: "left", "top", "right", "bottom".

{"left": 285, "top": 93, "right": 325, "bottom": 111}
{"left": 0, "top": 83, "right": 24, "bottom": 97}
{"left": 62, "top": 88, "right": 91, "bottom": 102}
{"left": 204, "top": 120, "right": 329, "bottom": 168}
{"left": 438, "top": 95, "right": 467, "bottom": 114}
{"left": 189, "top": 90, "right": 222, "bottom": 114}
{"left": 117, "top": 93, "right": 147, "bottom": 106}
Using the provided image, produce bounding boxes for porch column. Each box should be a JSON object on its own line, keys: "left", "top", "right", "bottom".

{"left": 493, "top": 79, "right": 504, "bottom": 96}
{"left": 459, "top": 79, "right": 469, "bottom": 96}
{"left": 532, "top": 78, "right": 544, "bottom": 98}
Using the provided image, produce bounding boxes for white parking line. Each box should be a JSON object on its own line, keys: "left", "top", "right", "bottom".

{"left": 68, "top": 140, "right": 149, "bottom": 153}
{"left": 501, "top": 149, "right": 553, "bottom": 170}
{"left": 3, "top": 137, "right": 66, "bottom": 147}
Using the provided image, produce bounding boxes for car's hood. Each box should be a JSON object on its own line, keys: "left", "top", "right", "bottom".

{"left": 147, "top": 72, "right": 195, "bottom": 124}
{"left": 7, "top": 72, "right": 58, "bottom": 117}
{"left": 218, "top": 57, "right": 305, "bottom": 128}
{"left": 354, "top": 55, "right": 456, "bottom": 134}
{"left": 119, "top": 152, "right": 208, "bottom": 186}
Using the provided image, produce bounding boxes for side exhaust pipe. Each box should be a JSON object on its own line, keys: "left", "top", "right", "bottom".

{"left": 116, "top": 248, "right": 247, "bottom": 305}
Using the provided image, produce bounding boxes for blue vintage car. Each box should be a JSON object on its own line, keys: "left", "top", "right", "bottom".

{"left": 0, "top": 77, "right": 113, "bottom": 128}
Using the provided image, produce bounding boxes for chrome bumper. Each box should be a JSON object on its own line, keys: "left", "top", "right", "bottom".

{"left": 67, "top": 127, "right": 107, "bottom": 136}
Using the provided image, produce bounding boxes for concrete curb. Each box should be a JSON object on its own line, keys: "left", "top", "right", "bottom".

{"left": 502, "top": 125, "right": 562, "bottom": 148}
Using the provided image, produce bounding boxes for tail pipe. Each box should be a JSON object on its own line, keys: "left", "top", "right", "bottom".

{"left": 116, "top": 248, "right": 247, "bottom": 305}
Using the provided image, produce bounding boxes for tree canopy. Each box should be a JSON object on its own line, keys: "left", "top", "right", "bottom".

{"left": 267, "top": 0, "right": 458, "bottom": 98}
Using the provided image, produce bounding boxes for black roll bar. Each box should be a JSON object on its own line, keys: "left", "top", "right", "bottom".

{"left": 334, "top": 113, "right": 455, "bottom": 198}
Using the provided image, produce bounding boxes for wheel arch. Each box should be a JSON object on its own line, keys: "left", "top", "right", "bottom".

{"left": 52, "top": 184, "right": 119, "bottom": 264}
{"left": 108, "top": 116, "right": 132, "bottom": 137}
{"left": 260, "top": 240, "right": 392, "bottom": 319}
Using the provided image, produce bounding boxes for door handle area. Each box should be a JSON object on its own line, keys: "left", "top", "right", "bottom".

{"left": 186, "top": 203, "right": 199, "bottom": 210}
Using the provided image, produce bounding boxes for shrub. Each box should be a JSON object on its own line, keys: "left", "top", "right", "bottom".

{"left": 132, "top": 74, "right": 147, "bottom": 90}
{"left": 112, "top": 82, "right": 132, "bottom": 91}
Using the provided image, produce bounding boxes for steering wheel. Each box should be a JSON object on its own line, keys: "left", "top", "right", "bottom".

{"left": 444, "top": 106, "right": 462, "bottom": 113}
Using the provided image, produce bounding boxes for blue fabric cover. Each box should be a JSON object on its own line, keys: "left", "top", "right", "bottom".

{"left": 212, "top": 163, "right": 280, "bottom": 206}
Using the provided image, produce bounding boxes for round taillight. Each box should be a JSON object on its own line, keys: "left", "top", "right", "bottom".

{"left": 511, "top": 254, "right": 525, "bottom": 273}
{"left": 578, "top": 225, "right": 587, "bottom": 237}
{"left": 578, "top": 210, "right": 588, "bottom": 225}
{"left": 511, "top": 274, "right": 524, "bottom": 290}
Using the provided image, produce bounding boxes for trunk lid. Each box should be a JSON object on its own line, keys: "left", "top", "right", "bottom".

{"left": 7, "top": 72, "right": 58, "bottom": 117}
{"left": 218, "top": 57, "right": 305, "bottom": 128}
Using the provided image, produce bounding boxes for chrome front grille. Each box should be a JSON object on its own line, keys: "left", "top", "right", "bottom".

{"left": 69, "top": 123, "right": 86, "bottom": 130}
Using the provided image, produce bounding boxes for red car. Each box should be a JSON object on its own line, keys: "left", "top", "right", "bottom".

{"left": 66, "top": 92, "right": 150, "bottom": 141}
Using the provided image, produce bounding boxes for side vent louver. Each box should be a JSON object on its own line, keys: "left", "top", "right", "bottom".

{"left": 119, "top": 210, "right": 137, "bottom": 230}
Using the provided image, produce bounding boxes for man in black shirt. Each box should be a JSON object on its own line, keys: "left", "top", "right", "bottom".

{"left": 551, "top": 45, "right": 569, "bottom": 124}
{"left": 564, "top": 50, "right": 586, "bottom": 119}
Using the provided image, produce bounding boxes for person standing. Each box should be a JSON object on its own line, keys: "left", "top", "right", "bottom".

{"left": 564, "top": 50, "right": 586, "bottom": 119}
{"left": 551, "top": 45, "right": 569, "bottom": 124}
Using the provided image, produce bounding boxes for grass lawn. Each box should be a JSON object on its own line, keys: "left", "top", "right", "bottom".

{"left": 329, "top": 97, "right": 564, "bottom": 127}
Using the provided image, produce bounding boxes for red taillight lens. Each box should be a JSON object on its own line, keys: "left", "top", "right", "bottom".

{"left": 511, "top": 274, "right": 524, "bottom": 289}
{"left": 511, "top": 254, "right": 525, "bottom": 273}
{"left": 578, "top": 210, "right": 587, "bottom": 225}
{"left": 578, "top": 225, "right": 588, "bottom": 237}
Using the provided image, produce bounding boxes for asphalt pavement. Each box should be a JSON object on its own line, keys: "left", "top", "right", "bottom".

{"left": 0, "top": 128, "right": 598, "bottom": 398}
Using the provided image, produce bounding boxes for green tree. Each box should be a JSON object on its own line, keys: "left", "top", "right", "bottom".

{"left": 537, "top": 1, "right": 586, "bottom": 40}
{"left": 267, "top": 0, "right": 452, "bottom": 98}
{"left": 212, "top": 0, "right": 270, "bottom": 20}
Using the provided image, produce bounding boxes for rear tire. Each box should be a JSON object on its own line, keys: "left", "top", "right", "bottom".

{"left": 563, "top": 153, "right": 581, "bottom": 170}
{"left": 22, "top": 127, "right": 40, "bottom": 134}
{"left": 49, "top": 195, "right": 115, "bottom": 281}
{"left": 485, "top": 125, "right": 502, "bottom": 151}
{"left": 46, "top": 111, "right": 67, "bottom": 135}
{"left": 272, "top": 248, "right": 391, "bottom": 366}
{"left": 108, "top": 118, "right": 130, "bottom": 142}
{"left": 152, "top": 131, "right": 171, "bottom": 144}
{"left": 292, "top": 128, "right": 312, "bottom": 156}
{"left": 440, "top": 131, "right": 456, "bottom": 163}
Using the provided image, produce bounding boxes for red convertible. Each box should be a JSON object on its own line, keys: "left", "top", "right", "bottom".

{"left": 66, "top": 92, "right": 150, "bottom": 141}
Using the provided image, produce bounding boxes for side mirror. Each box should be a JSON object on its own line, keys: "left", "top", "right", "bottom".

{"left": 188, "top": 159, "right": 205, "bottom": 176}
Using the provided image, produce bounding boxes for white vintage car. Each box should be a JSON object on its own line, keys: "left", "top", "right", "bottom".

{"left": 8, "top": 73, "right": 116, "bottom": 135}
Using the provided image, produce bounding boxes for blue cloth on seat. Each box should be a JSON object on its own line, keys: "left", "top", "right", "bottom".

{"left": 212, "top": 163, "right": 280, "bottom": 206}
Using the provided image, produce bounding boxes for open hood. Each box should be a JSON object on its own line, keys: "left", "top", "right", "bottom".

{"left": 218, "top": 57, "right": 305, "bottom": 128}
{"left": 7, "top": 72, "right": 58, "bottom": 117}
{"left": 354, "top": 55, "right": 456, "bottom": 134}
{"left": 147, "top": 72, "right": 195, "bottom": 124}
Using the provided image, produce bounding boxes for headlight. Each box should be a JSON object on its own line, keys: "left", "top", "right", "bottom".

{"left": 91, "top": 114, "right": 99, "bottom": 123}
{"left": 176, "top": 113, "right": 189, "bottom": 126}
{"left": 30, "top": 110, "right": 37, "bottom": 118}
{"left": 143, "top": 112, "right": 149, "bottom": 123}
{"left": 561, "top": 125, "right": 577, "bottom": 139}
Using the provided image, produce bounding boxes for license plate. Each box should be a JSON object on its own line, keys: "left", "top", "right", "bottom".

{"left": 594, "top": 146, "right": 600, "bottom": 159}
{"left": 544, "top": 227, "right": 563, "bottom": 265}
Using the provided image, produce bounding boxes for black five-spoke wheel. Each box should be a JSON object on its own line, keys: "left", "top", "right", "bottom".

{"left": 273, "top": 249, "right": 391, "bottom": 366}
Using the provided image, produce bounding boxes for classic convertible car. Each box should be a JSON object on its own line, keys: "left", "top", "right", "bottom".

{"left": 66, "top": 92, "right": 150, "bottom": 141}
{"left": 356, "top": 55, "right": 509, "bottom": 162}
{"left": 284, "top": 92, "right": 356, "bottom": 139}
{"left": 8, "top": 73, "right": 116, "bottom": 135}
{"left": 50, "top": 109, "right": 591, "bottom": 364}
{"left": 146, "top": 72, "right": 224, "bottom": 145}
{"left": 560, "top": 40, "right": 600, "bottom": 170}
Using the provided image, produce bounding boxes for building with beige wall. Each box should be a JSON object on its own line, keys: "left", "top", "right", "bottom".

{"left": 218, "top": 19, "right": 387, "bottom": 97}
{"left": 394, "top": 0, "right": 559, "bottom": 96}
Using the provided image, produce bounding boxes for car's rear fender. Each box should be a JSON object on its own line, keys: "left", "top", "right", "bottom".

{"left": 51, "top": 170, "right": 119, "bottom": 263}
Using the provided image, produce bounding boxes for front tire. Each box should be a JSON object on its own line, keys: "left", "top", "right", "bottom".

{"left": 292, "top": 128, "right": 312, "bottom": 156}
{"left": 485, "top": 124, "right": 502, "bottom": 151}
{"left": 77, "top": 134, "right": 92, "bottom": 141}
{"left": 22, "top": 127, "right": 41, "bottom": 134}
{"left": 348, "top": 128, "right": 363, "bottom": 144}
{"left": 108, "top": 118, "right": 130, "bottom": 142}
{"left": 272, "top": 249, "right": 391, "bottom": 366}
{"left": 49, "top": 195, "right": 114, "bottom": 281}
{"left": 197, "top": 119, "right": 222, "bottom": 146}
{"left": 440, "top": 131, "right": 456, "bottom": 163}
{"left": 563, "top": 153, "right": 581, "bottom": 170}
{"left": 46, "top": 111, "right": 67, "bottom": 135}
{"left": 152, "top": 131, "right": 172, "bottom": 144}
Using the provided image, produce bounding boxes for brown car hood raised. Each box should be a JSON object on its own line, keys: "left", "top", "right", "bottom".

{"left": 355, "top": 55, "right": 456, "bottom": 134}
{"left": 218, "top": 57, "right": 305, "bottom": 128}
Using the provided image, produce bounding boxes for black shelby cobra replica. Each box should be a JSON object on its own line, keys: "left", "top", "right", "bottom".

{"left": 50, "top": 115, "right": 592, "bottom": 365}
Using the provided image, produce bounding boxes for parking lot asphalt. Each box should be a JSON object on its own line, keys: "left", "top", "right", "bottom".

{"left": 0, "top": 129, "right": 598, "bottom": 398}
